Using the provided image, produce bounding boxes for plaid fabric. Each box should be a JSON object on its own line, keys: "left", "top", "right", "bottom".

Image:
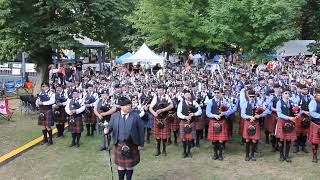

{"left": 153, "top": 117, "right": 170, "bottom": 139}
{"left": 83, "top": 107, "right": 97, "bottom": 124}
{"left": 208, "top": 118, "right": 229, "bottom": 141}
{"left": 169, "top": 113, "right": 180, "bottom": 130}
{"left": 308, "top": 122, "right": 320, "bottom": 144}
{"left": 114, "top": 143, "right": 140, "bottom": 168}
{"left": 68, "top": 116, "right": 83, "bottom": 133}
{"left": 295, "top": 115, "right": 309, "bottom": 135}
{"left": 54, "top": 106, "right": 67, "bottom": 124}
{"left": 275, "top": 118, "right": 297, "bottom": 141}
{"left": 238, "top": 118, "right": 245, "bottom": 136}
{"left": 264, "top": 113, "right": 277, "bottom": 134}
{"left": 179, "top": 120, "right": 195, "bottom": 140}
{"left": 38, "top": 108, "right": 54, "bottom": 127}
{"left": 194, "top": 116, "right": 204, "bottom": 130}
{"left": 243, "top": 120, "right": 261, "bottom": 141}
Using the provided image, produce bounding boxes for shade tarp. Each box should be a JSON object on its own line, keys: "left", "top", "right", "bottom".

{"left": 115, "top": 52, "right": 133, "bottom": 64}
{"left": 74, "top": 35, "right": 106, "bottom": 48}
{"left": 123, "top": 43, "right": 164, "bottom": 64}
{"left": 276, "top": 40, "right": 315, "bottom": 56}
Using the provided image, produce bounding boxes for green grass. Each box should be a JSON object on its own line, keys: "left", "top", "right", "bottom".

{"left": 1, "top": 105, "right": 320, "bottom": 180}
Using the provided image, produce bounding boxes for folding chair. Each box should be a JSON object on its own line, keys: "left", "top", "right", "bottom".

{"left": 0, "top": 97, "right": 14, "bottom": 121}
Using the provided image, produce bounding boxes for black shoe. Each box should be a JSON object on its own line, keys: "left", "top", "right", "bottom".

{"left": 168, "top": 139, "right": 172, "bottom": 145}
{"left": 212, "top": 154, "right": 219, "bottom": 160}
{"left": 218, "top": 155, "right": 223, "bottom": 161}
{"left": 293, "top": 146, "right": 299, "bottom": 153}
{"left": 41, "top": 139, "right": 48, "bottom": 145}
{"left": 301, "top": 146, "right": 309, "bottom": 153}
{"left": 312, "top": 156, "right": 318, "bottom": 163}
{"left": 100, "top": 147, "right": 107, "bottom": 151}
{"left": 245, "top": 156, "right": 250, "bottom": 161}
{"left": 154, "top": 151, "right": 161, "bottom": 156}
{"left": 69, "top": 143, "right": 76, "bottom": 147}
{"left": 285, "top": 157, "right": 292, "bottom": 163}
{"left": 187, "top": 152, "right": 192, "bottom": 158}
{"left": 183, "top": 153, "right": 188, "bottom": 158}
{"left": 48, "top": 140, "right": 53, "bottom": 145}
{"left": 250, "top": 155, "right": 256, "bottom": 161}
{"left": 76, "top": 143, "right": 80, "bottom": 148}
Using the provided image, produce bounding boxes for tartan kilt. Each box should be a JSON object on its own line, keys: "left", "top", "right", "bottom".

{"left": 114, "top": 143, "right": 140, "bottom": 168}
{"left": 179, "top": 120, "right": 195, "bottom": 140}
{"left": 295, "top": 115, "right": 309, "bottom": 135}
{"left": 83, "top": 107, "right": 97, "bottom": 124}
{"left": 169, "top": 113, "right": 180, "bottom": 130}
{"left": 243, "top": 120, "right": 261, "bottom": 141}
{"left": 68, "top": 116, "right": 84, "bottom": 133}
{"left": 153, "top": 117, "right": 169, "bottom": 139}
{"left": 264, "top": 113, "right": 277, "bottom": 134}
{"left": 275, "top": 118, "right": 297, "bottom": 141}
{"left": 208, "top": 118, "right": 229, "bottom": 141}
{"left": 308, "top": 122, "right": 320, "bottom": 144}
{"left": 38, "top": 108, "right": 54, "bottom": 127}
{"left": 194, "top": 116, "right": 204, "bottom": 130}
{"left": 238, "top": 118, "right": 245, "bottom": 136}
{"left": 54, "top": 106, "right": 67, "bottom": 124}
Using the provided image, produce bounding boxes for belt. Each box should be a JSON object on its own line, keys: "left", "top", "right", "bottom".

{"left": 40, "top": 105, "right": 52, "bottom": 110}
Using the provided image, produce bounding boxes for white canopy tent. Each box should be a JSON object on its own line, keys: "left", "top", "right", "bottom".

{"left": 122, "top": 43, "right": 164, "bottom": 65}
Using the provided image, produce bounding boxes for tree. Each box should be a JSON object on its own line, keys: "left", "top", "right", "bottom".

{"left": 128, "top": 0, "right": 208, "bottom": 53}
{"left": 202, "top": 0, "right": 304, "bottom": 59}
{"left": 0, "top": 0, "right": 133, "bottom": 91}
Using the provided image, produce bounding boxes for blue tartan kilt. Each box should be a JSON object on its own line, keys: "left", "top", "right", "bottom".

{"left": 144, "top": 112, "right": 154, "bottom": 128}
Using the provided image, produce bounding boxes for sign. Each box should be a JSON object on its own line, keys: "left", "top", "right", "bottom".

{"left": 12, "top": 63, "right": 22, "bottom": 68}
{"left": 26, "top": 63, "right": 36, "bottom": 72}
{"left": 12, "top": 68, "right": 21, "bottom": 75}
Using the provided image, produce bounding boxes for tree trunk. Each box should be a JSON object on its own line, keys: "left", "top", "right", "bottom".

{"left": 33, "top": 48, "right": 52, "bottom": 96}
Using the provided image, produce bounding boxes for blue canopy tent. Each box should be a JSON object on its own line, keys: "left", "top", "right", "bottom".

{"left": 115, "top": 52, "right": 133, "bottom": 64}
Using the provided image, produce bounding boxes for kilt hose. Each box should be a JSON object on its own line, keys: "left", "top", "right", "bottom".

{"left": 295, "top": 114, "right": 310, "bottom": 135}
{"left": 169, "top": 113, "right": 180, "bottom": 130}
{"left": 84, "top": 107, "right": 97, "bottom": 124}
{"left": 54, "top": 106, "right": 67, "bottom": 124}
{"left": 208, "top": 118, "right": 229, "bottom": 141}
{"left": 275, "top": 118, "right": 297, "bottom": 141}
{"left": 38, "top": 108, "right": 54, "bottom": 127}
{"left": 243, "top": 120, "right": 261, "bottom": 141}
{"left": 114, "top": 143, "right": 140, "bottom": 169}
{"left": 264, "top": 113, "right": 277, "bottom": 134}
{"left": 308, "top": 122, "right": 320, "bottom": 144}
{"left": 153, "top": 117, "right": 170, "bottom": 139}
{"left": 179, "top": 120, "right": 195, "bottom": 140}
{"left": 68, "top": 116, "right": 84, "bottom": 133}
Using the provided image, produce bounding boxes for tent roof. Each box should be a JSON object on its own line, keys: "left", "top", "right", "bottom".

{"left": 276, "top": 40, "right": 315, "bottom": 56}
{"left": 123, "top": 43, "right": 164, "bottom": 64}
{"left": 115, "top": 52, "right": 133, "bottom": 63}
{"left": 74, "top": 35, "right": 106, "bottom": 48}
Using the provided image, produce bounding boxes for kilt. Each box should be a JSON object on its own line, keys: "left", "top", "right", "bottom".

{"left": 243, "top": 120, "right": 260, "bottom": 141}
{"left": 179, "top": 121, "right": 195, "bottom": 140}
{"left": 194, "top": 116, "right": 204, "bottom": 130}
{"left": 54, "top": 106, "right": 67, "bottom": 124}
{"left": 68, "top": 116, "right": 84, "bottom": 133}
{"left": 153, "top": 117, "right": 169, "bottom": 139}
{"left": 238, "top": 118, "right": 245, "bottom": 136}
{"left": 208, "top": 118, "right": 229, "bottom": 141}
{"left": 144, "top": 112, "right": 154, "bottom": 128}
{"left": 114, "top": 143, "right": 140, "bottom": 168}
{"left": 169, "top": 113, "right": 180, "bottom": 130}
{"left": 83, "top": 107, "right": 97, "bottom": 124}
{"left": 264, "top": 113, "right": 277, "bottom": 134}
{"left": 308, "top": 122, "right": 320, "bottom": 144}
{"left": 275, "top": 118, "right": 297, "bottom": 141}
{"left": 38, "top": 108, "right": 54, "bottom": 127}
{"left": 295, "top": 115, "right": 309, "bottom": 135}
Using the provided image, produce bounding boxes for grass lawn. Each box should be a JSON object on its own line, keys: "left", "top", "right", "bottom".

{"left": 1, "top": 102, "right": 320, "bottom": 180}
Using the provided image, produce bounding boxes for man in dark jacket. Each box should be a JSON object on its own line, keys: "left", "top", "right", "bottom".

{"left": 104, "top": 96, "right": 144, "bottom": 180}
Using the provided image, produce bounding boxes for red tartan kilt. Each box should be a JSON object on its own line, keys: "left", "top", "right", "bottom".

{"left": 169, "top": 113, "right": 180, "bottom": 130}
{"left": 208, "top": 118, "right": 229, "bottom": 141}
{"left": 275, "top": 118, "right": 297, "bottom": 141}
{"left": 153, "top": 118, "right": 169, "bottom": 139}
{"left": 179, "top": 121, "right": 195, "bottom": 140}
{"left": 243, "top": 120, "right": 260, "bottom": 141}
{"left": 264, "top": 113, "right": 277, "bottom": 134}
{"left": 238, "top": 118, "right": 245, "bottom": 136}
{"left": 308, "top": 122, "right": 320, "bottom": 144}
{"left": 68, "top": 117, "right": 84, "bottom": 133}
{"left": 84, "top": 108, "right": 97, "bottom": 124}
{"left": 38, "top": 109, "right": 54, "bottom": 127}
{"left": 295, "top": 115, "right": 309, "bottom": 135}
{"left": 113, "top": 143, "right": 140, "bottom": 168}
{"left": 54, "top": 106, "right": 67, "bottom": 123}
{"left": 194, "top": 116, "right": 204, "bottom": 130}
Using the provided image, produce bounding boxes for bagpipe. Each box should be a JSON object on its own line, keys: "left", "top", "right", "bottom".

{"left": 84, "top": 94, "right": 96, "bottom": 115}
{"left": 140, "top": 96, "right": 152, "bottom": 121}
{"left": 155, "top": 102, "right": 170, "bottom": 129}
{"left": 292, "top": 105, "right": 310, "bottom": 129}
{"left": 184, "top": 103, "right": 198, "bottom": 134}
{"left": 54, "top": 95, "right": 68, "bottom": 118}
{"left": 68, "top": 100, "right": 82, "bottom": 123}
{"left": 213, "top": 103, "right": 229, "bottom": 133}
{"left": 247, "top": 103, "right": 264, "bottom": 136}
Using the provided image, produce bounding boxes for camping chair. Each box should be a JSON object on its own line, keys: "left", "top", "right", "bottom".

{"left": 4, "top": 81, "right": 15, "bottom": 95}
{"left": 0, "top": 97, "right": 14, "bottom": 121}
